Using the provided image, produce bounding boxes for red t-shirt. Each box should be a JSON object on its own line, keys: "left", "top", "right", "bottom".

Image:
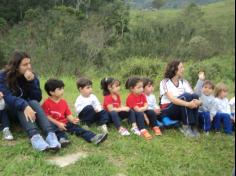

{"left": 42, "top": 98, "right": 72, "bottom": 124}
{"left": 103, "top": 94, "right": 121, "bottom": 111}
{"left": 126, "top": 93, "right": 147, "bottom": 108}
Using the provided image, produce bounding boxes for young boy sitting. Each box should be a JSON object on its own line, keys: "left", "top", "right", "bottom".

{"left": 194, "top": 72, "right": 217, "bottom": 134}
{"left": 74, "top": 77, "right": 109, "bottom": 134}
{"left": 42, "top": 79, "right": 108, "bottom": 147}
{"left": 0, "top": 91, "right": 14, "bottom": 140}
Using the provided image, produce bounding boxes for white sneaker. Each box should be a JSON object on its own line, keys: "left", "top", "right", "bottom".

{"left": 119, "top": 128, "right": 130, "bottom": 136}
{"left": 130, "top": 127, "right": 141, "bottom": 136}
{"left": 98, "top": 124, "right": 108, "bottom": 134}
{"left": 3, "top": 127, "right": 14, "bottom": 140}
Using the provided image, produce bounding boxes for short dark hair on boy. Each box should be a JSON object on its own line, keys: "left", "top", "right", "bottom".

{"left": 142, "top": 77, "right": 153, "bottom": 88}
{"left": 203, "top": 80, "right": 215, "bottom": 89}
{"left": 76, "top": 77, "right": 92, "bottom": 90}
{"left": 44, "top": 79, "right": 65, "bottom": 96}
{"left": 125, "top": 76, "right": 142, "bottom": 89}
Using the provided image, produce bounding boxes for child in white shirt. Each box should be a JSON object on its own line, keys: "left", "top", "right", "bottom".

{"left": 75, "top": 77, "right": 109, "bottom": 134}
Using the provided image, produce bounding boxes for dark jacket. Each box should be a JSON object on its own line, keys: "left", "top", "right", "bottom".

{"left": 0, "top": 71, "right": 42, "bottom": 111}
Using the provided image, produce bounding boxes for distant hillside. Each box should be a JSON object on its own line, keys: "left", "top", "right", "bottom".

{"left": 125, "top": 0, "right": 224, "bottom": 9}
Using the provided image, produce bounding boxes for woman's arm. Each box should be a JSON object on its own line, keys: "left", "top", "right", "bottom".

{"left": 166, "top": 91, "right": 197, "bottom": 109}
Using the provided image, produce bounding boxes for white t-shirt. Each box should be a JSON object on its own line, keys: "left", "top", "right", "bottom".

{"left": 215, "top": 97, "right": 231, "bottom": 114}
{"left": 74, "top": 94, "right": 102, "bottom": 114}
{"left": 0, "top": 99, "right": 5, "bottom": 110}
{"left": 229, "top": 97, "right": 235, "bottom": 113}
{"left": 160, "top": 78, "right": 193, "bottom": 105}
{"left": 145, "top": 94, "right": 160, "bottom": 110}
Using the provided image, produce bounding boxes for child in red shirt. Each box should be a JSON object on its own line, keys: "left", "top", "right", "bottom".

{"left": 101, "top": 77, "right": 140, "bottom": 136}
{"left": 126, "top": 76, "right": 159, "bottom": 140}
{"left": 42, "top": 79, "right": 107, "bottom": 147}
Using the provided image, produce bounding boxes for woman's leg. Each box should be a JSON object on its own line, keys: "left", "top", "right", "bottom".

{"left": 28, "top": 100, "right": 54, "bottom": 136}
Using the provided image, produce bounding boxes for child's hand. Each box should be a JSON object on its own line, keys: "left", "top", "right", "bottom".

{"left": 58, "top": 122, "right": 67, "bottom": 131}
{"left": 154, "top": 108, "right": 161, "bottom": 115}
{"left": 0, "top": 92, "right": 3, "bottom": 99}
{"left": 71, "top": 118, "right": 80, "bottom": 124}
{"left": 198, "top": 71, "right": 205, "bottom": 81}
{"left": 122, "top": 106, "right": 130, "bottom": 112}
{"left": 193, "top": 99, "right": 202, "bottom": 107}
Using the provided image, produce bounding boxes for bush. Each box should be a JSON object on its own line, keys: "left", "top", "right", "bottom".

{"left": 187, "top": 36, "right": 214, "bottom": 60}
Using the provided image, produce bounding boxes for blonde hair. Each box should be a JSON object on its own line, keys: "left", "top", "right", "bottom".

{"left": 214, "top": 83, "right": 228, "bottom": 97}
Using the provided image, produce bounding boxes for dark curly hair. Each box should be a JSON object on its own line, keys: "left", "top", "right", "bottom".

{"left": 125, "top": 76, "right": 142, "bottom": 89}
{"left": 101, "top": 77, "right": 121, "bottom": 96}
{"left": 164, "top": 60, "right": 182, "bottom": 79}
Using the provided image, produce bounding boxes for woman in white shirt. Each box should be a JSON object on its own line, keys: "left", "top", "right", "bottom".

{"left": 160, "top": 60, "right": 201, "bottom": 138}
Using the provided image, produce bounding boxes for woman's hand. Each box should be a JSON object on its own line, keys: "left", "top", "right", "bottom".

{"left": 0, "top": 92, "right": 3, "bottom": 99}
{"left": 186, "top": 101, "right": 198, "bottom": 109}
{"left": 154, "top": 108, "right": 161, "bottom": 115}
{"left": 24, "top": 70, "right": 35, "bottom": 81}
{"left": 24, "top": 106, "right": 36, "bottom": 123}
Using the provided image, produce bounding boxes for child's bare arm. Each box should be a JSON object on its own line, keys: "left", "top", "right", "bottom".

{"left": 67, "top": 114, "right": 80, "bottom": 124}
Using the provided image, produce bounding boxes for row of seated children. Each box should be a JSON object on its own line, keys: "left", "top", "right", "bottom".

{"left": 194, "top": 72, "right": 235, "bottom": 135}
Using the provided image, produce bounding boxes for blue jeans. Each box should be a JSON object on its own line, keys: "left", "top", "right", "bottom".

{"left": 79, "top": 105, "right": 109, "bottom": 126}
{"left": 53, "top": 122, "right": 96, "bottom": 142}
{"left": 161, "top": 93, "right": 199, "bottom": 126}
{"left": 0, "top": 109, "right": 10, "bottom": 129}
{"left": 108, "top": 110, "right": 136, "bottom": 129}
{"left": 145, "top": 110, "right": 158, "bottom": 128}
{"left": 8, "top": 100, "right": 54, "bottom": 138}
{"left": 213, "top": 112, "right": 232, "bottom": 134}
{"left": 133, "top": 111, "right": 146, "bottom": 130}
{"left": 198, "top": 112, "right": 211, "bottom": 132}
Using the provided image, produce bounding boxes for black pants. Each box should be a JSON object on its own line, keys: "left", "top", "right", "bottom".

{"left": 161, "top": 93, "right": 199, "bottom": 126}
{"left": 108, "top": 110, "right": 136, "bottom": 129}
{"left": 145, "top": 110, "right": 158, "bottom": 128}
{"left": 79, "top": 105, "right": 109, "bottom": 126}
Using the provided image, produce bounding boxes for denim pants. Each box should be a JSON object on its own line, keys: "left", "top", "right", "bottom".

{"left": 161, "top": 93, "right": 199, "bottom": 126}
{"left": 198, "top": 111, "right": 211, "bottom": 132}
{"left": 53, "top": 122, "right": 96, "bottom": 142}
{"left": 8, "top": 100, "right": 54, "bottom": 138}
{"left": 0, "top": 109, "right": 10, "bottom": 129}
{"left": 108, "top": 110, "right": 136, "bottom": 129}
{"left": 213, "top": 112, "right": 232, "bottom": 134}
{"left": 79, "top": 105, "right": 109, "bottom": 126}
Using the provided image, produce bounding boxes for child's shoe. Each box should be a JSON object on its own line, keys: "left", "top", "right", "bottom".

{"left": 179, "top": 125, "right": 196, "bottom": 138}
{"left": 152, "top": 126, "right": 162, "bottom": 136}
{"left": 140, "top": 129, "right": 153, "bottom": 140}
{"left": 118, "top": 127, "right": 130, "bottom": 136}
{"left": 30, "top": 134, "right": 49, "bottom": 151}
{"left": 91, "top": 133, "right": 108, "bottom": 145}
{"left": 46, "top": 132, "right": 61, "bottom": 150}
{"left": 98, "top": 124, "right": 108, "bottom": 134}
{"left": 3, "top": 127, "right": 14, "bottom": 140}
{"left": 59, "top": 137, "right": 71, "bottom": 148}
{"left": 130, "top": 127, "right": 141, "bottom": 136}
{"left": 162, "top": 117, "right": 179, "bottom": 126}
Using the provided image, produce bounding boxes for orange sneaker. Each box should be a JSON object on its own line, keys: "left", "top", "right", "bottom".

{"left": 152, "top": 126, "right": 162, "bottom": 136}
{"left": 140, "top": 129, "right": 153, "bottom": 140}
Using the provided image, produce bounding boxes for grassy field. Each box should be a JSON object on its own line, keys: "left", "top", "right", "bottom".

{"left": 0, "top": 76, "right": 235, "bottom": 176}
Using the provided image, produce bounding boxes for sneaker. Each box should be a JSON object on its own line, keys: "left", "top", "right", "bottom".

{"left": 118, "top": 127, "right": 130, "bottom": 136}
{"left": 156, "top": 120, "right": 164, "bottom": 128}
{"left": 59, "top": 137, "right": 71, "bottom": 148}
{"left": 179, "top": 125, "right": 196, "bottom": 138}
{"left": 162, "top": 117, "right": 179, "bottom": 127}
{"left": 192, "top": 126, "right": 200, "bottom": 137}
{"left": 46, "top": 132, "right": 61, "bottom": 150}
{"left": 98, "top": 124, "right": 108, "bottom": 134}
{"left": 130, "top": 127, "right": 141, "bottom": 136}
{"left": 3, "top": 127, "right": 14, "bottom": 140}
{"left": 30, "top": 134, "right": 49, "bottom": 151}
{"left": 140, "top": 129, "right": 153, "bottom": 140}
{"left": 91, "top": 133, "right": 108, "bottom": 145}
{"left": 152, "top": 126, "right": 162, "bottom": 136}
{"left": 204, "top": 131, "right": 210, "bottom": 136}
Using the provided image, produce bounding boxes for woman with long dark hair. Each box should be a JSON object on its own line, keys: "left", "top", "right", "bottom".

{"left": 0, "top": 51, "right": 61, "bottom": 151}
{"left": 160, "top": 60, "right": 201, "bottom": 138}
